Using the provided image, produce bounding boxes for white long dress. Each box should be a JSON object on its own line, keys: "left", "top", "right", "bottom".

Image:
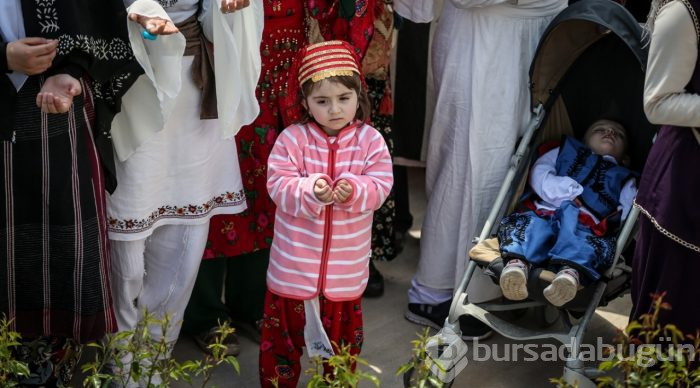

{"left": 106, "top": 56, "right": 247, "bottom": 241}
{"left": 107, "top": 0, "right": 262, "bottom": 241}
{"left": 105, "top": 0, "right": 262, "bottom": 348}
{"left": 414, "top": 0, "right": 567, "bottom": 302}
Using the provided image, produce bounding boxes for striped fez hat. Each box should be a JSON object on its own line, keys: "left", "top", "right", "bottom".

{"left": 282, "top": 40, "right": 365, "bottom": 126}
{"left": 298, "top": 40, "right": 361, "bottom": 84}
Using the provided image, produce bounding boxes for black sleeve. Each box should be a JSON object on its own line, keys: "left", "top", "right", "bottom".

{"left": 46, "top": 50, "right": 90, "bottom": 79}
{"left": 46, "top": 61, "right": 84, "bottom": 79}
{"left": 1, "top": 41, "right": 9, "bottom": 74}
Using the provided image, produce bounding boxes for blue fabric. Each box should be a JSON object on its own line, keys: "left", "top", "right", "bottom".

{"left": 554, "top": 137, "right": 636, "bottom": 219}
{"left": 498, "top": 201, "right": 616, "bottom": 281}
{"left": 498, "top": 210, "right": 556, "bottom": 264}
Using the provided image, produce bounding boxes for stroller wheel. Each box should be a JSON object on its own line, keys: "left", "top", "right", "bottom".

{"left": 402, "top": 363, "right": 454, "bottom": 388}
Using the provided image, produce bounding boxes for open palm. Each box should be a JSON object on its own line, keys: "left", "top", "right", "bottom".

{"left": 36, "top": 74, "right": 82, "bottom": 114}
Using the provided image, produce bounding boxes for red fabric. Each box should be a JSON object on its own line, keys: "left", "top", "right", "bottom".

{"left": 258, "top": 291, "right": 364, "bottom": 387}
{"left": 520, "top": 139, "right": 615, "bottom": 236}
{"left": 297, "top": 40, "right": 360, "bottom": 83}
{"left": 522, "top": 198, "right": 612, "bottom": 236}
{"left": 204, "top": 1, "right": 307, "bottom": 259}
{"left": 537, "top": 140, "right": 561, "bottom": 155}
{"left": 306, "top": 0, "right": 376, "bottom": 58}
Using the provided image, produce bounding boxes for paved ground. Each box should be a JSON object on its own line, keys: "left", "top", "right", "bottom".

{"left": 168, "top": 166, "right": 633, "bottom": 387}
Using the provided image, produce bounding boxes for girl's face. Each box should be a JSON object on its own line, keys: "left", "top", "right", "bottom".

{"left": 304, "top": 79, "right": 359, "bottom": 136}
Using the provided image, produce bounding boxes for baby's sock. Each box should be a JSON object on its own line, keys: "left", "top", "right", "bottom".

{"left": 500, "top": 258, "right": 529, "bottom": 301}
{"left": 543, "top": 267, "right": 579, "bottom": 307}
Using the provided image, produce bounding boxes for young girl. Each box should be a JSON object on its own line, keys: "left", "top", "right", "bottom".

{"left": 259, "top": 40, "right": 393, "bottom": 387}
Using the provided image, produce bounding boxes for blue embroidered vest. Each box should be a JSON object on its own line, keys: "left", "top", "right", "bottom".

{"left": 554, "top": 137, "right": 636, "bottom": 219}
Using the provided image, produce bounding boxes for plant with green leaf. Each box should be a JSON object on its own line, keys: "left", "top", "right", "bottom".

{"left": 596, "top": 293, "right": 700, "bottom": 387}
{"left": 0, "top": 316, "right": 30, "bottom": 387}
{"left": 397, "top": 327, "right": 445, "bottom": 388}
{"left": 81, "top": 312, "right": 239, "bottom": 388}
{"left": 552, "top": 293, "right": 700, "bottom": 387}
{"left": 181, "top": 320, "right": 241, "bottom": 387}
{"left": 305, "top": 342, "right": 380, "bottom": 387}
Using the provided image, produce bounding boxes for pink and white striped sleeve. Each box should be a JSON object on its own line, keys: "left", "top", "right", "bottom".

{"left": 336, "top": 130, "right": 393, "bottom": 213}
{"left": 267, "top": 129, "right": 332, "bottom": 219}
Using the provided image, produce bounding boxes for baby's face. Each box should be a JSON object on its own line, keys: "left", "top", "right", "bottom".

{"left": 584, "top": 120, "right": 627, "bottom": 163}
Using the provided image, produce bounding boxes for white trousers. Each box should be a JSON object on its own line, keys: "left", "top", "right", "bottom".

{"left": 110, "top": 223, "right": 209, "bottom": 343}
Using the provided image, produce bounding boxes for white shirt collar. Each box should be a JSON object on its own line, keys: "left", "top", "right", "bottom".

{"left": 601, "top": 154, "right": 619, "bottom": 164}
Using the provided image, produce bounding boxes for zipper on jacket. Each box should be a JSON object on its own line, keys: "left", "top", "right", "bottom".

{"left": 318, "top": 139, "right": 339, "bottom": 295}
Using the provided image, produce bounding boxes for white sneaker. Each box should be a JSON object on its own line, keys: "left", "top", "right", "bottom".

{"left": 543, "top": 268, "right": 579, "bottom": 307}
{"left": 500, "top": 259, "right": 529, "bottom": 301}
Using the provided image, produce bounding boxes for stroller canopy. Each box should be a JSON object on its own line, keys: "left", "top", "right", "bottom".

{"left": 529, "top": 0, "right": 653, "bottom": 171}
{"left": 530, "top": 0, "right": 646, "bottom": 108}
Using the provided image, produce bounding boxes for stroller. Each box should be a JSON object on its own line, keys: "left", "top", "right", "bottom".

{"left": 403, "top": 1, "right": 656, "bottom": 387}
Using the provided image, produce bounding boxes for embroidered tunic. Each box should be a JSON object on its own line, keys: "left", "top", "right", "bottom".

{"left": 107, "top": 0, "right": 263, "bottom": 240}
{"left": 552, "top": 137, "right": 636, "bottom": 220}
{"left": 531, "top": 142, "right": 637, "bottom": 223}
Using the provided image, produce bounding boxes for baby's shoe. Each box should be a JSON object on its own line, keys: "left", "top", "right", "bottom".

{"left": 543, "top": 267, "right": 579, "bottom": 307}
{"left": 500, "top": 259, "right": 529, "bottom": 301}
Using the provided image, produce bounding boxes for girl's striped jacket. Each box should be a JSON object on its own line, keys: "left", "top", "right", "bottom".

{"left": 266, "top": 120, "right": 393, "bottom": 301}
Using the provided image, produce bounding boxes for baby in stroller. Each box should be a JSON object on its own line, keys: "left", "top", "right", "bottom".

{"left": 497, "top": 119, "right": 638, "bottom": 307}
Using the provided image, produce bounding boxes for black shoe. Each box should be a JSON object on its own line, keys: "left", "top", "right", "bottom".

{"left": 405, "top": 300, "right": 493, "bottom": 340}
{"left": 458, "top": 315, "right": 493, "bottom": 340}
{"left": 362, "top": 260, "right": 384, "bottom": 298}
{"left": 363, "top": 261, "right": 384, "bottom": 297}
{"left": 194, "top": 326, "right": 241, "bottom": 356}
{"left": 404, "top": 300, "right": 452, "bottom": 330}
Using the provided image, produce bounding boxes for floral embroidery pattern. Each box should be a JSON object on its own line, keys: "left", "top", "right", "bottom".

{"left": 108, "top": 189, "right": 246, "bottom": 234}
{"left": 56, "top": 35, "right": 132, "bottom": 61}
{"left": 93, "top": 73, "right": 134, "bottom": 104}
{"left": 36, "top": 0, "right": 59, "bottom": 33}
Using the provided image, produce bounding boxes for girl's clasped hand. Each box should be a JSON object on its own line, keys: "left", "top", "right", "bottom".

{"left": 314, "top": 178, "right": 353, "bottom": 203}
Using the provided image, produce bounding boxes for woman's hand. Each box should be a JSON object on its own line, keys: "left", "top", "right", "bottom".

{"left": 314, "top": 178, "right": 333, "bottom": 202}
{"left": 6, "top": 37, "right": 58, "bottom": 75}
{"left": 35, "top": 74, "right": 82, "bottom": 114}
{"left": 221, "top": 0, "right": 250, "bottom": 13}
{"left": 128, "top": 13, "right": 179, "bottom": 35}
{"left": 332, "top": 180, "right": 353, "bottom": 203}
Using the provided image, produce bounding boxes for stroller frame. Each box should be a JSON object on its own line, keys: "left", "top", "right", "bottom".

{"left": 416, "top": 1, "right": 655, "bottom": 386}
{"left": 443, "top": 105, "right": 640, "bottom": 388}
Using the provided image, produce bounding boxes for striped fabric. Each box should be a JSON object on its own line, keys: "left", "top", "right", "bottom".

{"left": 266, "top": 121, "right": 393, "bottom": 301}
{"left": 0, "top": 76, "right": 115, "bottom": 343}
